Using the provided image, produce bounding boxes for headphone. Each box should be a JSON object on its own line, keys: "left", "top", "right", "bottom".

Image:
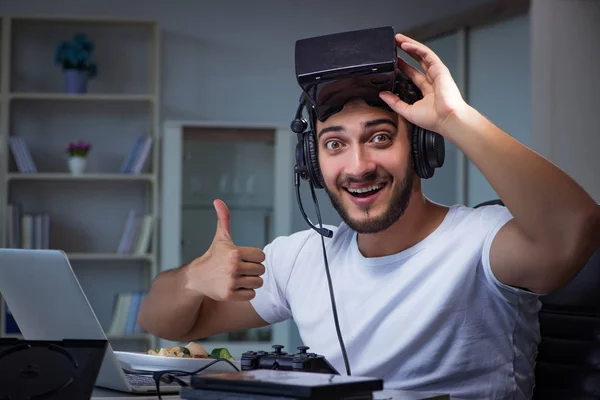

{"left": 290, "top": 92, "right": 446, "bottom": 190}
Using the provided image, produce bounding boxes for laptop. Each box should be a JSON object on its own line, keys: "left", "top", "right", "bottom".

{"left": 0, "top": 248, "right": 181, "bottom": 394}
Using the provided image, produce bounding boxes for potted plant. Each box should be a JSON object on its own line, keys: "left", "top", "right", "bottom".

{"left": 54, "top": 33, "right": 98, "bottom": 94}
{"left": 65, "top": 141, "right": 92, "bottom": 174}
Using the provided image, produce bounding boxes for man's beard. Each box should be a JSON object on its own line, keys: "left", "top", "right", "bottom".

{"left": 324, "top": 166, "right": 414, "bottom": 234}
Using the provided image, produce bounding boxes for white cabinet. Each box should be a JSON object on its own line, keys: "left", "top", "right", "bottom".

{"left": 160, "top": 120, "right": 300, "bottom": 359}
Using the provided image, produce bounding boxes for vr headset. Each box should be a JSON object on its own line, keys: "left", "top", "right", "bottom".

{"left": 294, "top": 26, "right": 399, "bottom": 122}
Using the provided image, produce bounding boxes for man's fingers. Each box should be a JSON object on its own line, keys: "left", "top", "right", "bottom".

{"left": 399, "top": 45, "right": 431, "bottom": 79}
{"left": 213, "top": 199, "right": 232, "bottom": 242}
{"left": 238, "top": 261, "right": 266, "bottom": 277}
{"left": 229, "top": 289, "right": 257, "bottom": 302}
{"left": 400, "top": 41, "right": 445, "bottom": 77}
{"left": 234, "top": 276, "right": 264, "bottom": 290}
{"left": 397, "top": 56, "right": 431, "bottom": 92}
{"left": 395, "top": 33, "right": 422, "bottom": 46}
{"left": 378, "top": 91, "right": 411, "bottom": 119}
{"left": 238, "top": 246, "right": 266, "bottom": 263}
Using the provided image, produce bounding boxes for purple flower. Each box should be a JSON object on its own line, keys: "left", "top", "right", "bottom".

{"left": 66, "top": 140, "right": 92, "bottom": 157}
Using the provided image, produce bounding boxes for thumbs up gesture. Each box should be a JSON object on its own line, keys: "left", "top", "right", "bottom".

{"left": 186, "top": 199, "right": 266, "bottom": 302}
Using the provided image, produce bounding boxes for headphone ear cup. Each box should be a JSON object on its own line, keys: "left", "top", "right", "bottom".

{"left": 295, "top": 141, "right": 308, "bottom": 181}
{"left": 304, "top": 131, "right": 324, "bottom": 189}
{"left": 425, "top": 130, "right": 445, "bottom": 170}
{"left": 412, "top": 126, "right": 445, "bottom": 179}
{"left": 291, "top": 117, "right": 308, "bottom": 134}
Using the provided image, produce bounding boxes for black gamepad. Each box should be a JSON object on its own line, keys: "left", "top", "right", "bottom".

{"left": 241, "top": 345, "right": 339, "bottom": 374}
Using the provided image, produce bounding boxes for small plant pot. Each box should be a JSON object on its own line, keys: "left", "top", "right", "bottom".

{"left": 68, "top": 156, "right": 87, "bottom": 174}
{"left": 63, "top": 69, "right": 88, "bottom": 94}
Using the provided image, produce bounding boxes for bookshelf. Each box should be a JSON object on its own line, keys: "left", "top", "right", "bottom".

{"left": 0, "top": 14, "right": 161, "bottom": 351}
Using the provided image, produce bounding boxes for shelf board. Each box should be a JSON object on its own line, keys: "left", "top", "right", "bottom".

{"left": 9, "top": 14, "right": 157, "bottom": 26}
{"left": 7, "top": 173, "right": 155, "bottom": 182}
{"left": 182, "top": 204, "right": 273, "bottom": 211}
{"left": 67, "top": 253, "right": 153, "bottom": 262}
{"left": 9, "top": 92, "right": 155, "bottom": 102}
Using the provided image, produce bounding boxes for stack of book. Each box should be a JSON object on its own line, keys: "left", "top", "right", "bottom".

{"left": 5, "top": 203, "right": 50, "bottom": 249}
{"left": 8, "top": 136, "right": 37, "bottom": 173}
{"left": 117, "top": 210, "right": 154, "bottom": 254}
{"left": 107, "top": 292, "right": 147, "bottom": 336}
{"left": 120, "top": 135, "right": 153, "bottom": 174}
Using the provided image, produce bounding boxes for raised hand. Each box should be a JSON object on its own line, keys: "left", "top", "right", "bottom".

{"left": 379, "top": 33, "right": 470, "bottom": 138}
{"left": 184, "top": 199, "right": 266, "bottom": 301}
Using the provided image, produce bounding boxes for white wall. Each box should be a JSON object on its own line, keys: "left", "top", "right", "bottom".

{"left": 531, "top": 0, "right": 600, "bottom": 203}
{"left": 466, "top": 13, "right": 531, "bottom": 207}
{"left": 0, "top": 0, "right": 493, "bottom": 126}
{"left": 0, "top": 0, "right": 496, "bottom": 236}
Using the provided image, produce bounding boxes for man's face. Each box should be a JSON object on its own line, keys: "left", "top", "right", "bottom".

{"left": 316, "top": 98, "right": 415, "bottom": 234}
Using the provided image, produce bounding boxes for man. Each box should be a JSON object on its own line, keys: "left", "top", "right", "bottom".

{"left": 138, "top": 33, "right": 600, "bottom": 399}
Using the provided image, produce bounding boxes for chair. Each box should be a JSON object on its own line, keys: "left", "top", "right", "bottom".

{"left": 474, "top": 200, "right": 600, "bottom": 399}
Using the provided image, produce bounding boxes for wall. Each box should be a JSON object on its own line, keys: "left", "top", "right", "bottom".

{"left": 466, "top": 12, "right": 531, "bottom": 206}
{"left": 0, "top": 0, "right": 493, "bottom": 125}
{"left": 0, "top": 0, "right": 497, "bottom": 237}
{"left": 531, "top": 0, "right": 600, "bottom": 203}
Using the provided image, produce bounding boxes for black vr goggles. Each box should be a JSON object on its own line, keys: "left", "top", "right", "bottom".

{"left": 291, "top": 26, "right": 445, "bottom": 186}
{"left": 294, "top": 26, "right": 399, "bottom": 122}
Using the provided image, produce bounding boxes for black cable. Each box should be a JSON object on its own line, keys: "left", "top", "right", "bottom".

{"left": 123, "top": 357, "right": 239, "bottom": 400}
{"left": 307, "top": 181, "right": 352, "bottom": 377}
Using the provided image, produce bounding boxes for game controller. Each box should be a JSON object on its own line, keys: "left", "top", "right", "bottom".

{"left": 241, "top": 344, "right": 339, "bottom": 374}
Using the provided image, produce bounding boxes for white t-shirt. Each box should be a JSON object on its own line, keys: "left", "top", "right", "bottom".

{"left": 250, "top": 204, "right": 542, "bottom": 400}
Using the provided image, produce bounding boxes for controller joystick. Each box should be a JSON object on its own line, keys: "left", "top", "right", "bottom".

{"left": 297, "top": 346, "right": 309, "bottom": 354}
{"left": 240, "top": 344, "right": 339, "bottom": 374}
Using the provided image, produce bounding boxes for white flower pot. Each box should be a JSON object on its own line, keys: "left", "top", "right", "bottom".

{"left": 68, "top": 156, "right": 87, "bottom": 174}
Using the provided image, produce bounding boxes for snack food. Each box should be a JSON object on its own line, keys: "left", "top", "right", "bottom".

{"left": 147, "top": 342, "right": 234, "bottom": 361}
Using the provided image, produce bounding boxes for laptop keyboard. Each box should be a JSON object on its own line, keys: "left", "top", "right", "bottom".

{"left": 125, "top": 372, "right": 181, "bottom": 387}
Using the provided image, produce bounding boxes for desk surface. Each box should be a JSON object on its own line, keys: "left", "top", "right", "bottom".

{"left": 92, "top": 387, "right": 178, "bottom": 399}
{"left": 91, "top": 387, "right": 453, "bottom": 400}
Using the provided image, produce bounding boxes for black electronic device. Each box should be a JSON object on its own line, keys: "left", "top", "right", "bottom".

{"left": 240, "top": 345, "right": 339, "bottom": 375}
{"left": 0, "top": 338, "right": 107, "bottom": 400}
{"left": 291, "top": 26, "right": 445, "bottom": 190}
{"left": 295, "top": 26, "right": 398, "bottom": 122}
{"left": 180, "top": 369, "right": 384, "bottom": 400}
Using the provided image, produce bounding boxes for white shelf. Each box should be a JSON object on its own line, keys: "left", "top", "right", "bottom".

{"left": 9, "top": 92, "right": 154, "bottom": 102}
{"left": 6, "top": 173, "right": 155, "bottom": 182}
{"left": 9, "top": 14, "right": 157, "bottom": 26}
{"left": 67, "top": 253, "right": 153, "bottom": 262}
{"left": 0, "top": 14, "right": 162, "bottom": 351}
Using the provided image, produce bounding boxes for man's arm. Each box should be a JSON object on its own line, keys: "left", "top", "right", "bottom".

{"left": 380, "top": 33, "right": 600, "bottom": 294}
{"left": 137, "top": 200, "right": 270, "bottom": 341}
{"left": 137, "top": 263, "right": 268, "bottom": 342}
{"left": 444, "top": 108, "right": 600, "bottom": 294}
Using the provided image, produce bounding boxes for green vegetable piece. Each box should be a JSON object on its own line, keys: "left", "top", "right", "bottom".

{"left": 211, "top": 347, "right": 234, "bottom": 361}
{"left": 180, "top": 346, "right": 191, "bottom": 355}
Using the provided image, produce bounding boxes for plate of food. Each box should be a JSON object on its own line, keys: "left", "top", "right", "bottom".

{"left": 115, "top": 342, "right": 241, "bottom": 373}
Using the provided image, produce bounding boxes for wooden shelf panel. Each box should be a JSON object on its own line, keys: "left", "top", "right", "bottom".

{"left": 9, "top": 92, "right": 155, "bottom": 102}
{"left": 9, "top": 15, "right": 157, "bottom": 26}
{"left": 7, "top": 173, "right": 155, "bottom": 182}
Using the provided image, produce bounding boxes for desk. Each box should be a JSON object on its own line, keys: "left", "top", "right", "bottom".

{"left": 92, "top": 387, "right": 178, "bottom": 399}
{"left": 91, "top": 387, "right": 452, "bottom": 399}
